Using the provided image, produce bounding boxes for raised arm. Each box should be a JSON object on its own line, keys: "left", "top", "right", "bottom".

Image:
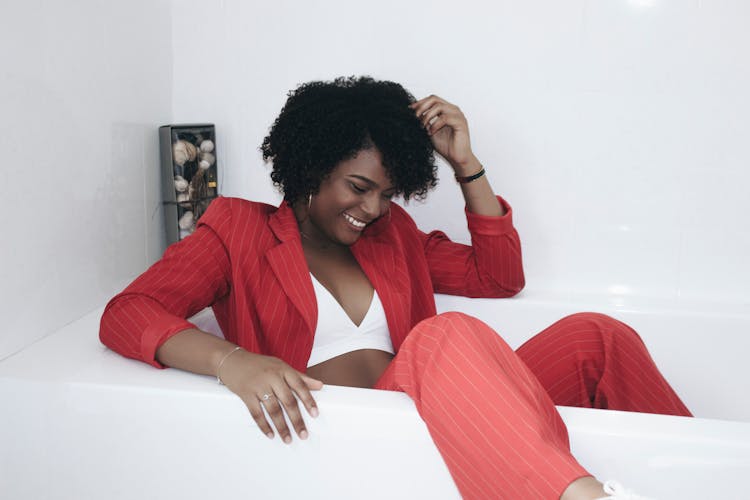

{"left": 409, "top": 95, "right": 524, "bottom": 297}
{"left": 409, "top": 95, "right": 503, "bottom": 217}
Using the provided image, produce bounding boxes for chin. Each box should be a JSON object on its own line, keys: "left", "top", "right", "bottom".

{"left": 335, "top": 220, "right": 366, "bottom": 245}
{"left": 339, "top": 234, "right": 362, "bottom": 246}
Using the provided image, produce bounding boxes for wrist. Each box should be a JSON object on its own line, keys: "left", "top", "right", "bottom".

{"left": 216, "top": 345, "right": 243, "bottom": 385}
{"left": 451, "top": 154, "right": 482, "bottom": 177}
{"left": 455, "top": 167, "right": 486, "bottom": 184}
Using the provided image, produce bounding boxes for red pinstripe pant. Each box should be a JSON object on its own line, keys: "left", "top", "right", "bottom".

{"left": 374, "top": 312, "right": 691, "bottom": 499}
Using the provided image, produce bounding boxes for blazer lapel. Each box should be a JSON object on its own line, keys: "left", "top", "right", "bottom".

{"left": 352, "top": 235, "right": 409, "bottom": 340}
{"left": 266, "top": 203, "right": 317, "bottom": 336}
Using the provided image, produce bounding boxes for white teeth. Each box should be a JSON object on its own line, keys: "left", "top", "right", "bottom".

{"left": 344, "top": 213, "right": 366, "bottom": 228}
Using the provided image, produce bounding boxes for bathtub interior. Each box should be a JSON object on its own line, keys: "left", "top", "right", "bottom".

{"left": 1, "top": 297, "right": 749, "bottom": 499}
{"left": 434, "top": 292, "right": 750, "bottom": 423}
{"left": 192, "top": 291, "right": 750, "bottom": 422}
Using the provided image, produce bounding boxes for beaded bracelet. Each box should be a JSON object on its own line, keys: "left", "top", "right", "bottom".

{"left": 216, "top": 346, "right": 242, "bottom": 385}
{"left": 455, "top": 167, "right": 486, "bottom": 184}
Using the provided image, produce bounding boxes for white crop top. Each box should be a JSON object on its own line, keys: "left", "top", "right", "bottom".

{"left": 307, "top": 273, "right": 394, "bottom": 368}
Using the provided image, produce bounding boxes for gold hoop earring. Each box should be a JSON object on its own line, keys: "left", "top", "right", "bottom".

{"left": 307, "top": 193, "right": 312, "bottom": 211}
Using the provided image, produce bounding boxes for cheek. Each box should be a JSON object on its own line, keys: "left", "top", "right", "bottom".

{"left": 314, "top": 195, "right": 353, "bottom": 225}
{"left": 332, "top": 192, "right": 361, "bottom": 213}
{"left": 379, "top": 200, "right": 392, "bottom": 217}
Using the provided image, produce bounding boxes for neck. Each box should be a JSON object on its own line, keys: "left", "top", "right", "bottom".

{"left": 299, "top": 227, "right": 332, "bottom": 249}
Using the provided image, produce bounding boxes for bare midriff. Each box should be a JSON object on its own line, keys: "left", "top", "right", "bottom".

{"left": 306, "top": 348, "right": 394, "bottom": 388}
{"left": 301, "top": 232, "right": 395, "bottom": 388}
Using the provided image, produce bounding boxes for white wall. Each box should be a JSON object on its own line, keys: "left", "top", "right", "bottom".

{"left": 172, "top": 0, "right": 750, "bottom": 308}
{"left": 0, "top": 1, "right": 173, "bottom": 360}
{"left": 2, "top": 1, "right": 747, "bottom": 361}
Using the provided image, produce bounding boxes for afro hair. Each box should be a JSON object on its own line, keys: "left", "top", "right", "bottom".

{"left": 261, "top": 76, "right": 438, "bottom": 203}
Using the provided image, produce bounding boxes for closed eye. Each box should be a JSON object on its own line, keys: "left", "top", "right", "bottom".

{"left": 350, "top": 182, "right": 367, "bottom": 194}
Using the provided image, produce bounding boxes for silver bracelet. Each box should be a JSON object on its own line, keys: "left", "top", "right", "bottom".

{"left": 216, "top": 346, "right": 242, "bottom": 385}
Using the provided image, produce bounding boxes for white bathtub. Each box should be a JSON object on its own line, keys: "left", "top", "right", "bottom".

{"left": 1, "top": 294, "right": 749, "bottom": 499}
{"left": 434, "top": 292, "right": 750, "bottom": 423}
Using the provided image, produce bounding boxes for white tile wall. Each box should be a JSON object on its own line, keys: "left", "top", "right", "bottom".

{"left": 172, "top": 0, "right": 750, "bottom": 306}
{"left": 0, "top": 0, "right": 173, "bottom": 360}
{"left": 2, "top": 0, "right": 748, "bottom": 360}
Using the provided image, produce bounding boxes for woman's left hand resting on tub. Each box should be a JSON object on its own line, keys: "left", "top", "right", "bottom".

{"left": 156, "top": 327, "right": 323, "bottom": 444}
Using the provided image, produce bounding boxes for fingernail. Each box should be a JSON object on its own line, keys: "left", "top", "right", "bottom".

{"left": 300, "top": 429, "right": 309, "bottom": 440}
{"left": 266, "top": 432, "right": 274, "bottom": 439}
{"left": 284, "top": 435, "right": 292, "bottom": 444}
{"left": 310, "top": 407, "right": 319, "bottom": 418}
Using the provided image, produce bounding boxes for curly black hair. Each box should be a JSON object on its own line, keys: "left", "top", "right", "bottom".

{"left": 261, "top": 76, "right": 438, "bottom": 203}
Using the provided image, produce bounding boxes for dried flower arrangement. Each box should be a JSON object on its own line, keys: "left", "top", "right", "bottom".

{"left": 159, "top": 124, "right": 219, "bottom": 244}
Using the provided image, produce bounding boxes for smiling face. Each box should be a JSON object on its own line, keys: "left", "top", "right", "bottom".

{"left": 299, "top": 148, "right": 395, "bottom": 247}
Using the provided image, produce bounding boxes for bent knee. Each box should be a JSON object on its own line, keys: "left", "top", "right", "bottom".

{"left": 559, "top": 311, "right": 616, "bottom": 324}
{"left": 414, "top": 311, "right": 486, "bottom": 333}
{"left": 555, "top": 312, "right": 645, "bottom": 345}
{"left": 409, "top": 312, "right": 508, "bottom": 346}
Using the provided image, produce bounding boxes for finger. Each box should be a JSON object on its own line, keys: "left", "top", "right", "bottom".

{"left": 420, "top": 105, "right": 444, "bottom": 130}
{"left": 409, "top": 98, "right": 429, "bottom": 117}
{"left": 290, "top": 373, "right": 321, "bottom": 418}
{"left": 273, "top": 380, "right": 309, "bottom": 440}
{"left": 244, "top": 398, "right": 276, "bottom": 440}
{"left": 260, "top": 392, "right": 293, "bottom": 444}
{"left": 421, "top": 103, "right": 464, "bottom": 133}
{"left": 409, "top": 95, "right": 432, "bottom": 110}
{"left": 410, "top": 94, "right": 444, "bottom": 110}
{"left": 430, "top": 107, "right": 467, "bottom": 134}
{"left": 413, "top": 101, "right": 439, "bottom": 122}
{"left": 410, "top": 95, "right": 443, "bottom": 119}
{"left": 300, "top": 373, "right": 324, "bottom": 390}
{"left": 426, "top": 115, "right": 448, "bottom": 135}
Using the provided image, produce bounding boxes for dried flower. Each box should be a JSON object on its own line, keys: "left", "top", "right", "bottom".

{"left": 174, "top": 175, "right": 189, "bottom": 192}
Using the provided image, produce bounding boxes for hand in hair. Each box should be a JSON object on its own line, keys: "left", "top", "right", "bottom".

{"left": 410, "top": 95, "right": 478, "bottom": 174}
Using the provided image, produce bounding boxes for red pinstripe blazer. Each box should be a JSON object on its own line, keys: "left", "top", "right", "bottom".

{"left": 99, "top": 196, "right": 524, "bottom": 372}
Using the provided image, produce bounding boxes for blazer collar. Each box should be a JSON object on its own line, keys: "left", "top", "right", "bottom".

{"left": 268, "top": 200, "right": 302, "bottom": 243}
{"left": 265, "top": 201, "right": 317, "bottom": 335}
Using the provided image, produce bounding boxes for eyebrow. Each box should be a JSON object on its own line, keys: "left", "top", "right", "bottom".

{"left": 348, "top": 174, "right": 396, "bottom": 193}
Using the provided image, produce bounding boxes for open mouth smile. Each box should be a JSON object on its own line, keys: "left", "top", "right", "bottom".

{"left": 343, "top": 212, "right": 367, "bottom": 230}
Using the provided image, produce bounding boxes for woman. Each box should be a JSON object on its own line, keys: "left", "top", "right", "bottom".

{"left": 100, "top": 76, "right": 690, "bottom": 499}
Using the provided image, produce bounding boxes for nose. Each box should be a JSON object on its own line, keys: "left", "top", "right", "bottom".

{"left": 361, "top": 192, "right": 384, "bottom": 219}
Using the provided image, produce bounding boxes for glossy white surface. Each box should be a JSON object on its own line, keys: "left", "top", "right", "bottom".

{"left": 4, "top": 0, "right": 748, "bottom": 380}
{"left": 172, "top": 0, "right": 750, "bottom": 305}
{"left": 0, "top": 1, "right": 172, "bottom": 360}
{"left": 435, "top": 293, "right": 750, "bottom": 423}
{"left": 193, "top": 291, "right": 750, "bottom": 423}
{"left": 3, "top": 2, "right": 749, "bottom": 495}
{"left": 1, "top": 305, "right": 749, "bottom": 499}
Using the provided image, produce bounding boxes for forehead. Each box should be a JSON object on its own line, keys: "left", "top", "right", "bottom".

{"left": 333, "top": 149, "right": 393, "bottom": 188}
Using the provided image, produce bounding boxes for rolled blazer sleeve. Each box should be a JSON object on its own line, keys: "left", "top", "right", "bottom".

{"left": 99, "top": 199, "right": 233, "bottom": 368}
{"left": 421, "top": 195, "right": 525, "bottom": 298}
